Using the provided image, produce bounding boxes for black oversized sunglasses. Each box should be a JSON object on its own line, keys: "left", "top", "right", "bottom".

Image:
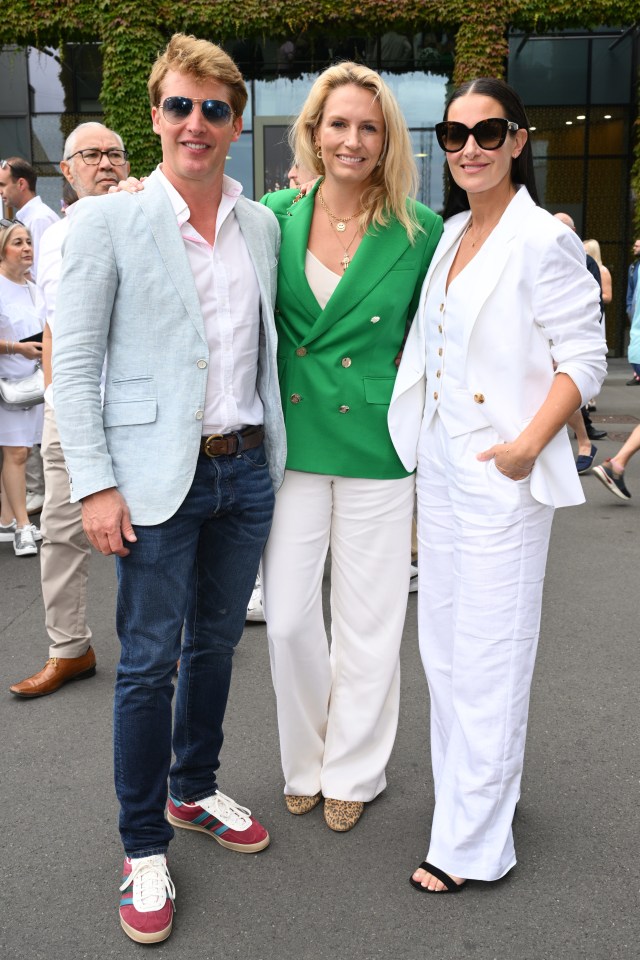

{"left": 160, "top": 97, "right": 234, "bottom": 127}
{"left": 435, "top": 118, "right": 519, "bottom": 153}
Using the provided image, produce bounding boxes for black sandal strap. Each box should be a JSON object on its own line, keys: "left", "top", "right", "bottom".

{"left": 412, "top": 860, "right": 462, "bottom": 893}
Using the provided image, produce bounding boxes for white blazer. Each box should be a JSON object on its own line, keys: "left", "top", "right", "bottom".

{"left": 388, "top": 187, "right": 607, "bottom": 507}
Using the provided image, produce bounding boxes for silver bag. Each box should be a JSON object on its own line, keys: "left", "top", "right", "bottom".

{"left": 0, "top": 362, "right": 45, "bottom": 410}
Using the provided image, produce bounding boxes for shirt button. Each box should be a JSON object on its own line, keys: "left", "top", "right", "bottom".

{"left": 436, "top": 370, "right": 441, "bottom": 378}
{"left": 474, "top": 393, "right": 485, "bottom": 404}
{"left": 438, "top": 348, "right": 443, "bottom": 356}
{"left": 338, "top": 405, "right": 350, "bottom": 413}
{"left": 438, "top": 324, "right": 443, "bottom": 333}
{"left": 290, "top": 393, "right": 302, "bottom": 404}
{"left": 433, "top": 391, "right": 438, "bottom": 400}
{"left": 197, "top": 359, "right": 207, "bottom": 369}
{"left": 370, "top": 315, "right": 380, "bottom": 324}
{"left": 195, "top": 410, "right": 204, "bottom": 420}
{"left": 295, "top": 347, "right": 307, "bottom": 357}
{"left": 439, "top": 303, "right": 444, "bottom": 312}
{"left": 341, "top": 357, "right": 352, "bottom": 368}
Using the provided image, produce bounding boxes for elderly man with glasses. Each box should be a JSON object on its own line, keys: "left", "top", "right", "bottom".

{"left": 52, "top": 35, "right": 285, "bottom": 944}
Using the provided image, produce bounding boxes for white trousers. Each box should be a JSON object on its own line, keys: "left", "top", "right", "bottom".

{"left": 416, "top": 416, "right": 554, "bottom": 881}
{"left": 262, "top": 469, "right": 414, "bottom": 801}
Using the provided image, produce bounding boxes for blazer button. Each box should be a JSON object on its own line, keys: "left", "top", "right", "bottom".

{"left": 341, "top": 357, "right": 352, "bottom": 368}
{"left": 295, "top": 347, "right": 307, "bottom": 357}
{"left": 370, "top": 316, "right": 380, "bottom": 324}
{"left": 290, "top": 393, "right": 302, "bottom": 404}
{"left": 195, "top": 410, "right": 204, "bottom": 420}
{"left": 197, "top": 359, "right": 207, "bottom": 369}
{"left": 338, "top": 405, "right": 350, "bottom": 413}
{"left": 474, "top": 393, "right": 485, "bottom": 404}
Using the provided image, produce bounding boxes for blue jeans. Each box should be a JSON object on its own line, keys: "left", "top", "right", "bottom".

{"left": 113, "top": 444, "right": 275, "bottom": 857}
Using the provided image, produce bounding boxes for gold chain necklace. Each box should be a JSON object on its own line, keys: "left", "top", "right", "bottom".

{"left": 318, "top": 185, "right": 360, "bottom": 232}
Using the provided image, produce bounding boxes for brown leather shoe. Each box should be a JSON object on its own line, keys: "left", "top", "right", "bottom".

{"left": 9, "top": 647, "right": 96, "bottom": 698}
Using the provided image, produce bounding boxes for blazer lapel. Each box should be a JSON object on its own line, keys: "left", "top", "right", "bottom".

{"left": 135, "top": 178, "right": 205, "bottom": 340}
{"left": 305, "top": 216, "right": 411, "bottom": 344}
{"left": 235, "top": 197, "right": 274, "bottom": 316}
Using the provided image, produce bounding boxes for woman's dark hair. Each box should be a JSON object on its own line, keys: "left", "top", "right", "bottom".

{"left": 441, "top": 77, "right": 539, "bottom": 220}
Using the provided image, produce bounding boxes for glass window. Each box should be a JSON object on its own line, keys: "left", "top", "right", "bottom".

{"left": 509, "top": 37, "right": 589, "bottom": 105}
{"left": 28, "top": 48, "right": 65, "bottom": 112}
{"left": 0, "top": 117, "right": 31, "bottom": 160}
{"left": 410, "top": 129, "right": 444, "bottom": 212}
{"left": 591, "top": 33, "right": 633, "bottom": 104}
{"left": 381, "top": 71, "right": 447, "bottom": 127}
{"left": 226, "top": 133, "right": 254, "bottom": 199}
{"left": 0, "top": 47, "right": 29, "bottom": 114}
{"left": 528, "top": 107, "right": 587, "bottom": 157}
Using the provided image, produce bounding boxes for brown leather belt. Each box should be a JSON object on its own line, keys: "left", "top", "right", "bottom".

{"left": 200, "top": 425, "right": 264, "bottom": 458}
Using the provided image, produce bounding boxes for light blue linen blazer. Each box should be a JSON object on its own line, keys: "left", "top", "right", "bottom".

{"left": 52, "top": 176, "right": 286, "bottom": 525}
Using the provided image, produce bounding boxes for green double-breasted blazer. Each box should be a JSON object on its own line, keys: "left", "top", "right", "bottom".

{"left": 261, "top": 181, "right": 442, "bottom": 479}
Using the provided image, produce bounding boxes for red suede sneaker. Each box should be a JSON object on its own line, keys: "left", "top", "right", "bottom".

{"left": 119, "top": 854, "right": 175, "bottom": 944}
{"left": 167, "top": 790, "right": 270, "bottom": 853}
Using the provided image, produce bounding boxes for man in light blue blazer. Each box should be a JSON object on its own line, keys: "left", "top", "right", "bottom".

{"left": 52, "top": 34, "right": 285, "bottom": 944}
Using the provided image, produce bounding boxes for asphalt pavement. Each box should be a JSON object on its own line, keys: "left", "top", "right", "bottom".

{"left": 2, "top": 359, "right": 639, "bottom": 960}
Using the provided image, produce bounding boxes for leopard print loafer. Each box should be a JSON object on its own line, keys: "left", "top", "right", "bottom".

{"left": 323, "top": 798, "right": 365, "bottom": 832}
{"left": 284, "top": 792, "right": 322, "bottom": 815}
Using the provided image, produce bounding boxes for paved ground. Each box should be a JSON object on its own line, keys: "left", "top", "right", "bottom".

{"left": 2, "top": 360, "right": 639, "bottom": 960}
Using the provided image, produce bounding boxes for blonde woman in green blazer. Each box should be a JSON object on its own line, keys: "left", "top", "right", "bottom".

{"left": 260, "top": 63, "right": 442, "bottom": 832}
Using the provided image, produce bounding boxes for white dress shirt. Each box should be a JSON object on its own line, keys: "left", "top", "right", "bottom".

{"left": 152, "top": 167, "right": 263, "bottom": 435}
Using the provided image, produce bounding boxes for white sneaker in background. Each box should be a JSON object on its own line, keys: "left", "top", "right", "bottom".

{"left": 14, "top": 525, "right": 38, "bottom": 557}
{"left": 246, "top": 574, "right": 266, "bottom": 622}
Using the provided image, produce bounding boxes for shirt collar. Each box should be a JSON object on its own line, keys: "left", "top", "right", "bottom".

{"left": 151, "top": 165, "right": 244, "bottom": 229}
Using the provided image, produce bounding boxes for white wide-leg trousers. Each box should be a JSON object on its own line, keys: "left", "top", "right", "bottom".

{"left": 416, "top": 416, "right": 554, "bottom": 881}
{"left": 263, "top": 469, "right": 415, "bottom": 801}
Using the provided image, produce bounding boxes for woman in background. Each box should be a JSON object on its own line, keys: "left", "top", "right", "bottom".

{"left": 0, "top": 220, "right": 44, "bottom": 557}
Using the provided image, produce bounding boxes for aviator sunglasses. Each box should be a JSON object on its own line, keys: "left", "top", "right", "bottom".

{"left": 435, "top": 118, "right": 519, "bottom": 153}
{"left": 160, "top": 96, "right": 234, "bottom": 126}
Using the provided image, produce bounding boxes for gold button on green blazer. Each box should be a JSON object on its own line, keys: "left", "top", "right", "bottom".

{"left": 261, "top": 181, "right": 443, "bottom": 479}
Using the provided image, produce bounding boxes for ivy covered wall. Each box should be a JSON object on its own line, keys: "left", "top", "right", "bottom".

{"left": 2, "top": 1, "right": 640, "bottom": 214}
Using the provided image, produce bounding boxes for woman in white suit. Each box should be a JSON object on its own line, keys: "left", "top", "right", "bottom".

{"left": 388, "top": 78, "right": 607, "bottom": 893}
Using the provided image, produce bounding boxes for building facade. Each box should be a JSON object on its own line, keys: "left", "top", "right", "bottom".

{"left": 0, "top": 20, "right": 637, "bottom": 352}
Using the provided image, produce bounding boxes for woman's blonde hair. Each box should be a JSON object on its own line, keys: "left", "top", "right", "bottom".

{"left": 0, "top": 221, "right": 30, "bottom": 260}
{"left": 290, "top": 62, "right": 422, "bottom": 243}
{"left": 584, "top": 239, "right": 603, "bottom": 266}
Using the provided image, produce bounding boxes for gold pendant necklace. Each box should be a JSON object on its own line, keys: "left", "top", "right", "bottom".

{"left": 318, "top": 185, "right": 360, "bottom": 233}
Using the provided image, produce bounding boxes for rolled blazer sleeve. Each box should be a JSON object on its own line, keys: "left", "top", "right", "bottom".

{"left": 533, "top": 227, "right": 607, "bottom": 403}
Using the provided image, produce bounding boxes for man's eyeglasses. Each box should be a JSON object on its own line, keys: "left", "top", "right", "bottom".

{"left": 64, "top": 148, "right": 129, "bottom": 166}
{"left": 435, "top": 118, "right": 520, "bottom": 153}
{"left": 160, "top": 97, "right": 234, "bottom": 127}
{"left": 0, "top": 159, "right": 16, "bottom": 171}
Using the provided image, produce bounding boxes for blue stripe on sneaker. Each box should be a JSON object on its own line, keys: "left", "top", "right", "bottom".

{"left": 214, "top": 823, "right": 229, "bottom": 836}
{"left": 120, "top": 897, "right": 134, "bottom": 905}
{"left": 169, "top": 794, "right": 183, "bottom": 808}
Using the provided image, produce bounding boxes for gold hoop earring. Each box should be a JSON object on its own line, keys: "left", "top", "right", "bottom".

{"left": 316, "top": 148, "right": 322, "bottom": 160}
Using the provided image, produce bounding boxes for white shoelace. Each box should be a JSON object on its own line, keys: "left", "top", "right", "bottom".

{"left": 200, "top": 791, "right": 252, "bottom": 830}
{"left": 120, "top": 855, "right": 176, "bottom": 914}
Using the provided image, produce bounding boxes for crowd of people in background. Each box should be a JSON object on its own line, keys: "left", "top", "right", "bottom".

{"left": 0, "top": 31, "right": 636, "bottom": 943}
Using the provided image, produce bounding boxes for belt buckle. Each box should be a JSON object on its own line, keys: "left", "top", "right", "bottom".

{"left": 203, "top": 433, "right": 224, "bottom": 457}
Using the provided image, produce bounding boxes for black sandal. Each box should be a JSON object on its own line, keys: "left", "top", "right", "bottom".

{"left": 409, "top": 860, "right": 466, "bottom": 893}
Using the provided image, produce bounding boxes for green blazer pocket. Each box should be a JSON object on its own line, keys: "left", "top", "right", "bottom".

{"left": 103, "top": 398, "right": 158, "bottom": 427}
{"left": 363, "top": 376, "right": 396, "bottom": 405}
